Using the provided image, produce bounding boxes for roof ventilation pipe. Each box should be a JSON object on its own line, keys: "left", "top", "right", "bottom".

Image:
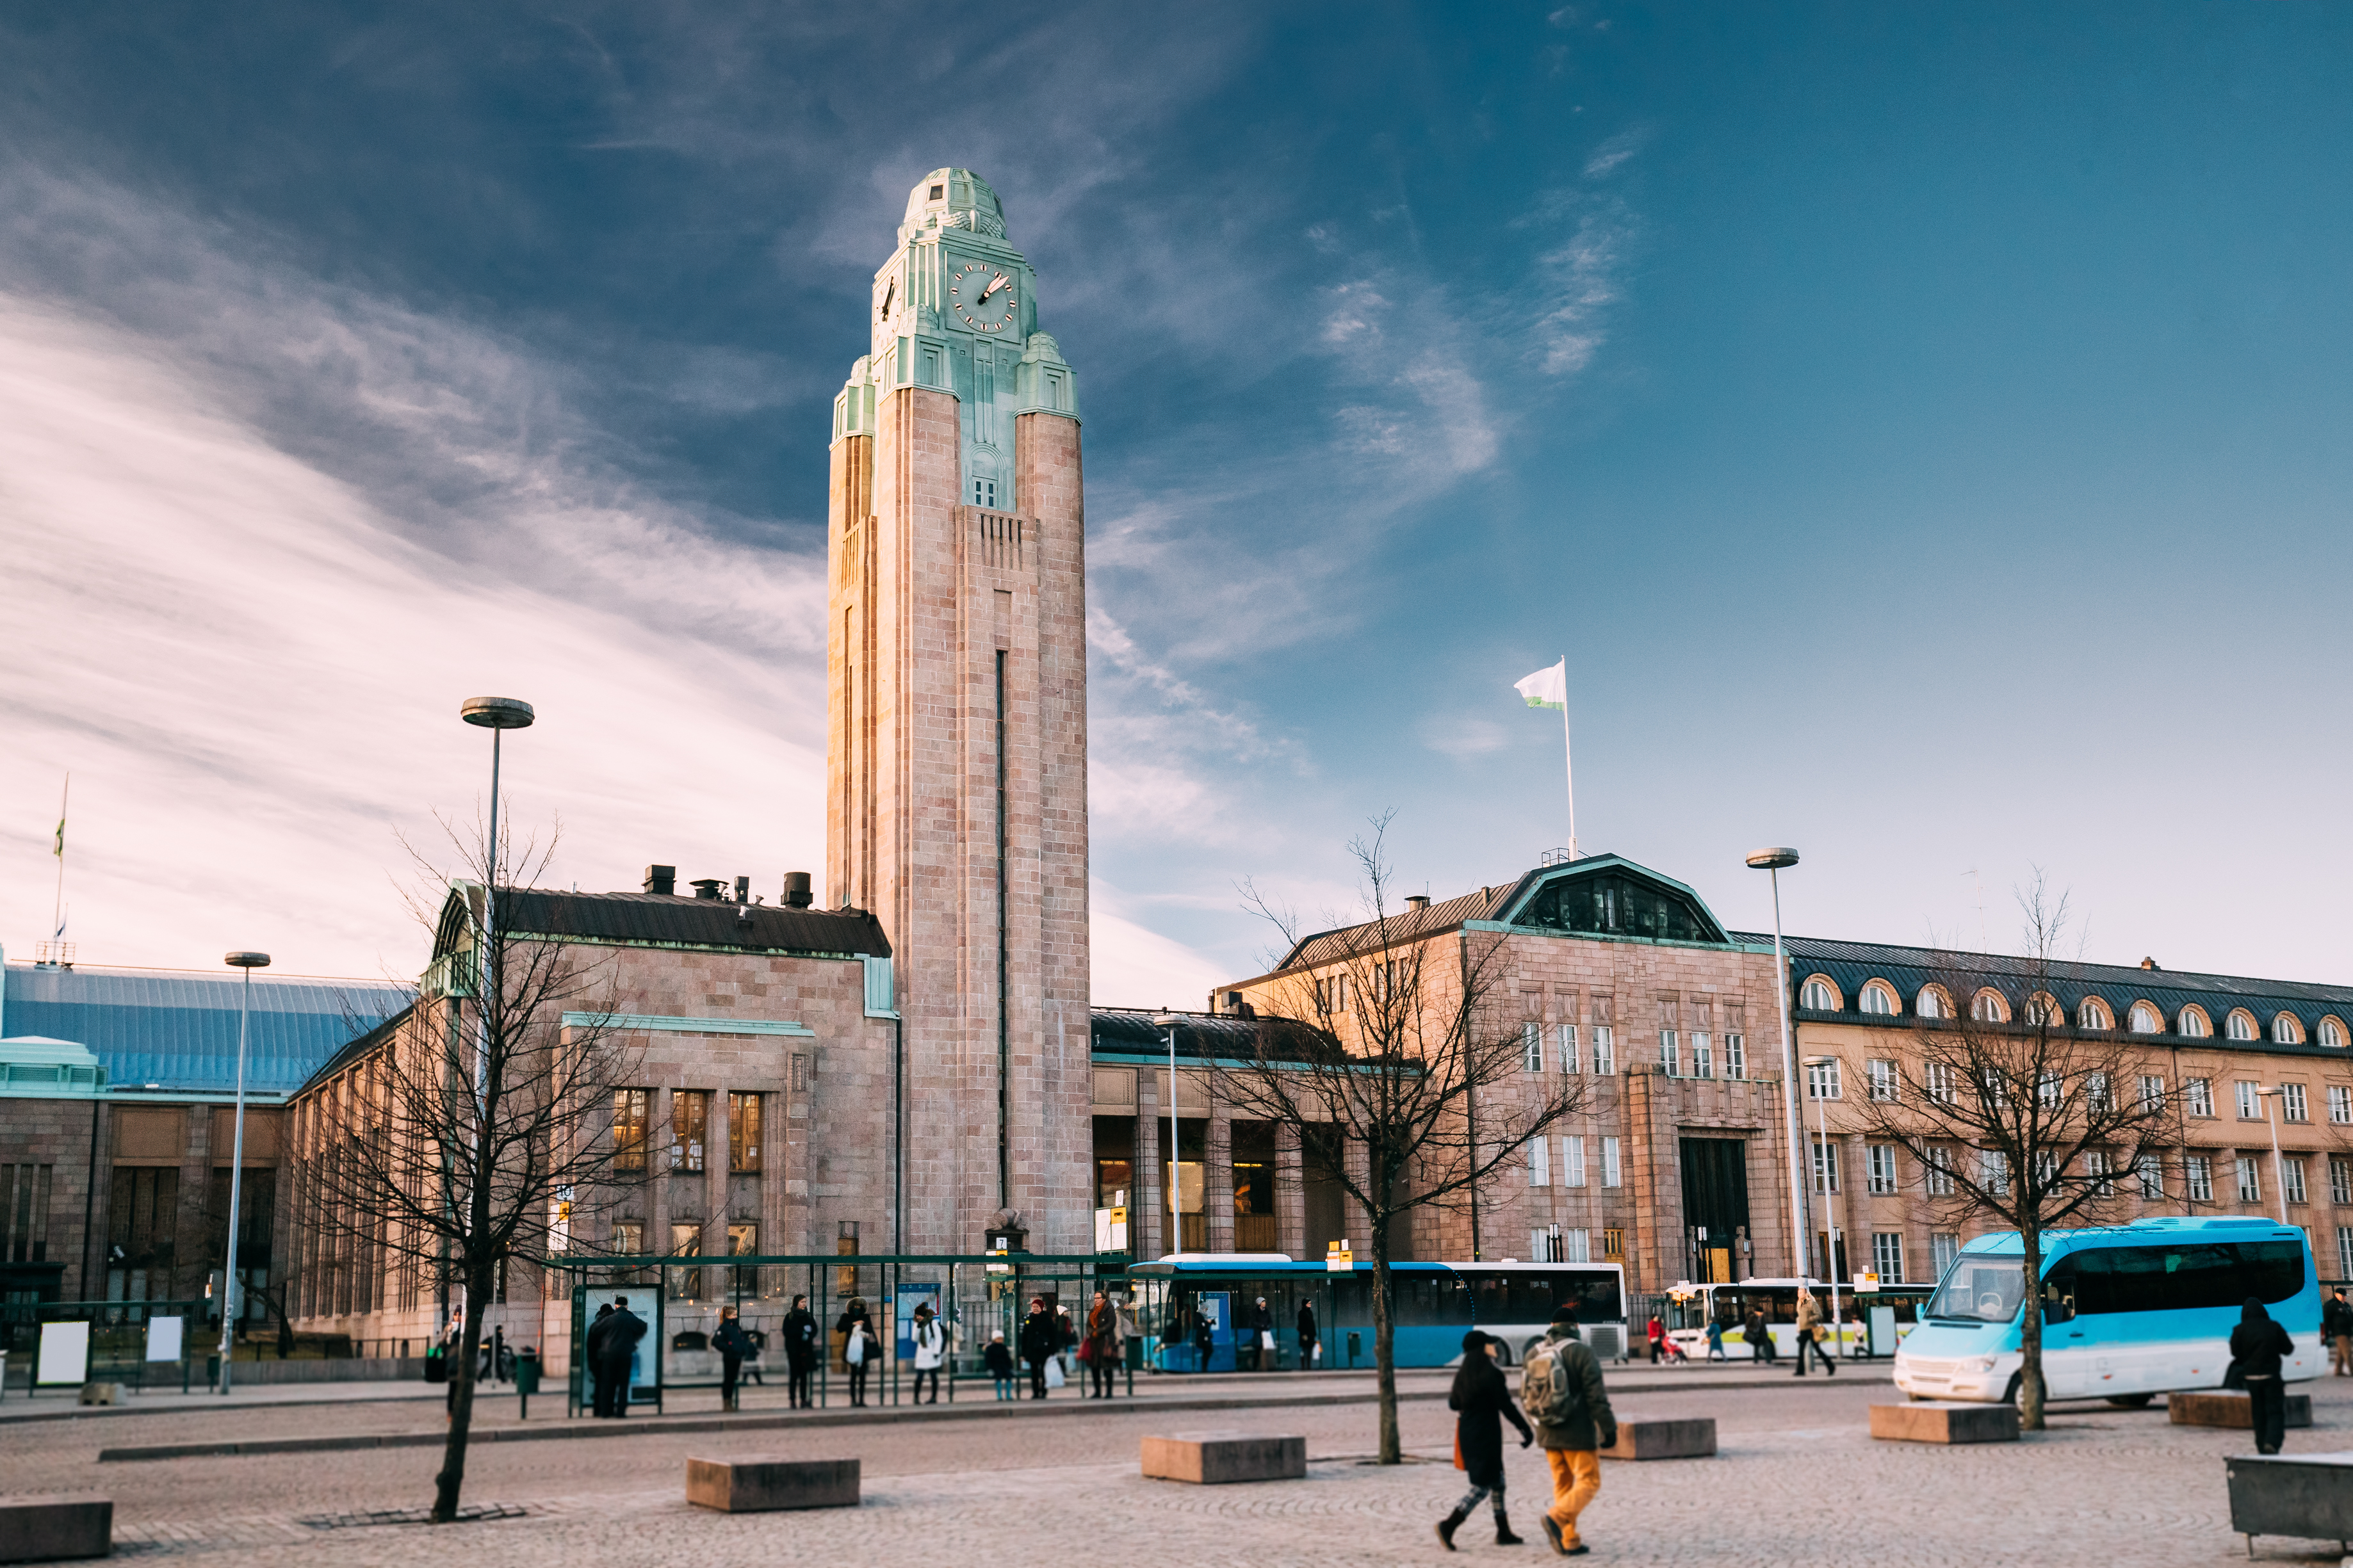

{"left": 643, "top": 864, "right": 676, "bottom": 896}
{"left": 689, "top": 878, "right": 726, "bottom": 900}
{"left": 783, "top": 872, "right": 813, "bottom": 909}
{"left": 1406, "top": 894, "right": 1430, "bottom": 912}
{"left": 734, "top": 875, "right": 751, "bottom": 904}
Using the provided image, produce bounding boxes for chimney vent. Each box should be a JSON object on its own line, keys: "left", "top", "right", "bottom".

{"left": 643, "top": 864, "right": 676, "bottom": 896}
{"left": 734, "top": 875, "right": 751, "bottom": 904}
{"left": 689, "top": 878, "right": 726, "bottom": 900}
{"left": 1406, "top": 894, "right": 1431, "bottom": 912}
{"left": 783, "top": 871, "right": 813, "bottom": 909}
{"left": 2141, "top": 957, "right": 2160, "bottom": 971}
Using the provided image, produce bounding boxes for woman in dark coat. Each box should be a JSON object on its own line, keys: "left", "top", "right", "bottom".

{"left": 1438, "top": 1330, "right": 1534, "bottom": 1549}
{"left": 2231, "top": 1297, "right": 2296, "bottom": 1455}
{"left": 712, "top": 1306, "right": 754, "bottom": 1412}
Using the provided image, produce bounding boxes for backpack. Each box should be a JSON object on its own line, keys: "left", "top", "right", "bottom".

{"left": 1520, "top": 1334, "right": 1584, "bottom": 1427}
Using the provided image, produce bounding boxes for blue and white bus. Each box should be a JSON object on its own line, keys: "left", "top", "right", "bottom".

{"left": 1893, "top": 1216, "right": 2321, "bottom": 1405}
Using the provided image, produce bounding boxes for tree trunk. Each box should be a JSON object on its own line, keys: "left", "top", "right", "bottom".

{"left": 432, "top": 1259, "right": 494, "bottom": 1522}
{"left": 2016, "top": 1227, "right": 2045, "bottom": 1431}
{"left": 1371, "top": 1226, "right": 1399, "bottom": 1464}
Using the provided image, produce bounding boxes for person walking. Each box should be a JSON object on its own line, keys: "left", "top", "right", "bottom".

{"left": 2326, "top": 1289, "right": 2352, "bottom": 1376}
{"left": 1705, "top": 1316, "right": 1725, "bottom": 1362}
{"left": 1019, "top": 1298, "right": 1057, "bottom": 1399}
{"left": 985, "top": 1329, "right": 1016, "bottom": 1400}
{"left": 713, "top": 1305, "right": 754, "bottom": 1412}
{"left": 1437, "top": 1330, "right": 1533, "bottom": 1549}
{"left": 781, "top": 1294, "right": 818, "bottom": 1409}
{"left": 1191, "top": 1305, "right": 1216, "bottom": 1373}
{"left": 1084, "top": 1290, "right": 1120, "bottom": 1398}
{"left": 837, "top": 1297, "right": 875, "bottom": 1407}
{"left": 1644, "top": 1314, "right": 1666, "bottom": 1364}
{"left": 1792, "top": 1289, "right": 1834, "bottom": 1377}
{"left": 597, "top": 1295, "right": 646, "bottom": 1418}
{"left": 1522, "top": 1303, "right": 1616, "bottom": 1556}
{"left": 1745, "top": 1305, "right": 1776, "bottom": 1365}
{"left": 909, "top": 1302, "right": 947, "bottom": 1405}
{"left": 2233, "top": 1297, "right": 2296, "bottom": 1455}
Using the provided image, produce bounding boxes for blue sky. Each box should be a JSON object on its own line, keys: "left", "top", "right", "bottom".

{"left": 2, "top": 3, "right": 2349, "bottom": 997}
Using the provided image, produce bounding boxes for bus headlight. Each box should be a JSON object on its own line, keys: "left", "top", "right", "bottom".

{"left": 1959, "top": 1356, "right": 1996, "bottom": 1373}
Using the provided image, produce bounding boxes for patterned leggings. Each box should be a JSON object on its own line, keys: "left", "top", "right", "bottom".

{"left": 1454, "top": 1477, "right": 1508, "bottom": 1517}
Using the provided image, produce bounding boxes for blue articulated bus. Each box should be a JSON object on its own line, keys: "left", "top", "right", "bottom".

{"left": 1893, "top": 1215, "right": 2320, "bottom": 1405}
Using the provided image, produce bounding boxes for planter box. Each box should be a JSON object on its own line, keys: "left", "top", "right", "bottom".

{"left": 1141, "top": 1432, "right": 1308, "bottom": 1484}
{"left": 2227, "top": 1453, "right": 2353, "bottom": 1553}
{"left": 1869, "top": 1402, "right": 2021, "bottom": 1444}
{"left": 1600, "top": 1418, "right": 1716, "bottom": 1460}
{"left": 2170, "top": 1390, "right": 2313, "bottom": 1430}
{"left": 685, "top": 1457, "right": 859, "bottom": 1513}
{"left": 0, "top": 1496, "right": 112, "bottom": 1563}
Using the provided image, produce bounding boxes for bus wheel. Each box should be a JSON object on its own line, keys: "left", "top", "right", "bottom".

{"left": 2103, "top": 1393, "right": 2154, "bottom": 1409}
{"left": 2003, "top": 1372, "right": 2023, "bottom": 1407}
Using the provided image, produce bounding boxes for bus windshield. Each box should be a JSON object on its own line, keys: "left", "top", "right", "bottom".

{"left": 1926, "top": 1257, "right": 2026, "bottom": 1323}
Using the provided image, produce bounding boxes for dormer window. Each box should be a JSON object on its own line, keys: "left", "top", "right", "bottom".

{"left": 929, "top": 184, "right": 945, "bottom": 200}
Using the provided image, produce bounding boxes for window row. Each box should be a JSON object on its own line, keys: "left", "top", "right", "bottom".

{"left": 1525, "top": 1134, "right": 1624, "bottom": 1190}
{"left": 612, "top": 1089, "right": 767, "bottom": 1174}
{"left": 1802, "top": 1062, "right": 2353, "bottom": 1125}
{"left": 1806, "top": 1140, "right": 2353, "bottom": 1209}
{"left": 1798, "top": 974, "right": 2347, "bottom": 1048}
{"left": 1525, "top": 1225, "right": 1625, "bottom": 1263}
{"left": 1515, "top": 1023, "right": 1752, "bottom": 1081}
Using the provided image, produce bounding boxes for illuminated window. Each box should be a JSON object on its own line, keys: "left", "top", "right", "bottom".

{"left": 672, "top": 1090, "right": 710, "bottom": 1172}
{"left": 729, "top": 1092, "right": 763, "bottom": 1173}
{"left": 613, "top": 1088, "right": 650, "bottom": 1173}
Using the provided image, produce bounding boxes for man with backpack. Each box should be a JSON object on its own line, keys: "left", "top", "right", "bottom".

{"left": 1520, "top": 1303, "right": 1618, "bottom": 1556}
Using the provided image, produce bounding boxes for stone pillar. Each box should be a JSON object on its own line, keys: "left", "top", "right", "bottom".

{"left": 1205, "top": 1111, "right": 1234, "bottom": 1254}
{"left": 1275, "top": 1122, "right": 1305, "bottom": 1261}
{"left": 1135, "top": 1087, "right": 1163, "bottom": 1262}
{"left": 647, "top": 1088, "right": 672, "bottom": 1290}
{"left": 1344, "top": 1137, "right": 1372, "bottom": 1256}
{"left": 1842, "top": 1131, "right": 1868, "bottom": 1283}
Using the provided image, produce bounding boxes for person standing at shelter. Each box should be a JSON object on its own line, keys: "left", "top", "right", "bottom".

{"left": 584, "top": 1302, "right": 615, "bottom": 1416}
{"left": 909, "top": 1302, "right": 946, "bottom": 1405}
{"left": 713, "top": 1305, "right": 754, "bottom": 1412}
{"left": 2233, "top": 1297, "right": 2295, "bottom": 1455}
{"left": 1438, "top": 1330, "right": 1533, "bottom": 1549}
{"left": 1791, "top": 1289, "right": 1834, "bottom": 1377}
{"left": 782, "top": 1294, "right": 818, "bottom": 1409}
{"left": 1523, "top": 1303, "right": 1616, "bottom": 1556}
{"left": 986, "top": 1330, "right": 1016, "bottom": 1400}
{"left": 1246, "top": 1296, "right": 1276, "bottom": 1371}
{"left": 1192, "top": 1305, "right": 1216, "bottom": 1373}
{"left": 598, "top": 1296, "right": 646, "bottom": 1418}
{"left": 1020, "top": 1298, "right": 1057, "bottom": 1399}
{"left": 837, "top": 1297, "right": 875, "bottom": 1407}
{"left": 1297, "top": 1298, "right": 1319, "bottom": 1370}
{"left": 1084, "top": 1290, "right": 1120, "bottom": 1398}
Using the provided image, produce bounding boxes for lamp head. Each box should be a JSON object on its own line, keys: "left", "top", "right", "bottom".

{"left": 1150, "top": 1013, "right": 1184, "bottom": 1029}
{"left": 1802, "top": 1054, "right": 1836, "bottom": 1068}
{"left": 460, "top": 696, "right": 536, "bottom": 731}
{"left": 2257, "top": 1086, "right": 2283, "bottom": 1097}
{"left": 1745, "top": 847, "right": 1800, "bottom": 870}
{"left": 224, "top": 951, "right": 271, "bottom": 970}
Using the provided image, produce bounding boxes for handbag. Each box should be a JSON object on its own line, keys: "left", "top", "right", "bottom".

{"left": 1453, "top": 1430, "right": 1465, "bottom": 1471}
{"left": 1076, "top": 1338, "right": 1095, "bottom": 1364}
{"left": 2223, "top": 1356, "right": 2248, "bottom": 1391}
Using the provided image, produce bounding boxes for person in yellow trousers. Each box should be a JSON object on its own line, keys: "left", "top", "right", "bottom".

{"left": 1521, "top": 1303, "right": 1617, "bottom": 1556}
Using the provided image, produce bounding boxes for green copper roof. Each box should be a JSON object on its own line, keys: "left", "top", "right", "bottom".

{"left": 902, "top": 168, "right": 1007, "bottom": 245}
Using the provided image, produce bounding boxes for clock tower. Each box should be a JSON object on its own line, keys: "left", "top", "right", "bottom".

{"left": 826, "top": 169, "right": 1090, "bottom": 1252}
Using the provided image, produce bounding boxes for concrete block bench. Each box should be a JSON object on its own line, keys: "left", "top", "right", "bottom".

{"left": 0, "top": 1496, "right": 113, "bottom": 1563}
{"left": 2170, "top": 1390, "right": 2313, "bottom": 1430}
{"left": 685, "top": 1457, "right": 859, "bottom": 1513}
{"left": 2227, "top": 1452, "right": 2353, "bottom": 1554}
{"left": 1600, "top": 1418, "right": 1716, "bottom": 1460}
{"left": 76, "top": 1385, "right": 122, "bottom": 1408}
{"left": 1869, "top": 1402, "right": 2020, "bottom": 1444}
{"left": 1141, "top": 1431, "right": 1307, "bottom": 1484}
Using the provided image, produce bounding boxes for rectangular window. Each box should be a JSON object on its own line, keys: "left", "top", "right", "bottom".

{"left": 613, "top": 1088, "right": 650, "bottom": 1173}
{"left": 1592, "top": 1027, "right": 1615, "bottom": 1076}
{"left": 1806, "top": 1060, "right": 1843, "bottom": 1100}
{"left": 1868, "top": 1060, "right": 1898, "bottom": 1102}
{"left": 1563, "top": 1135, "right": 1587, "bottom": 1188}
{"left": 1527, "top": 1136, "right": 1551, "bottom": 1187}
{"left": 1871, "top": 1232, "right": 1905, "bottom": 1284}
{"left": 2340, "top": 1227, "right": 2353, "bottom": 1284}
{"left": 1979, "top": 1150, "right": 2008, "bottom": 1197}
{"left": 1925, "top": 1063, "right": 1955, "bottom": 1104}
{"left": 1562, "top": 1227, "right": 1592, "bottom": 1263}
{"left": 2087, "top": 1073, "right": 2111, "bottom": 1112}
{"left": 1524, "top": 1022, "right": 1543, "bottom": 1072}
{"left": 1601, "top": 1227, "right": 1624, "bottom": 1261}
{"left": 2236, "top": 1081, "right": 2260, "bottom": 1120}
{"left": 612, "top": 1219, "right": 644, "bottom": 1256}
{"left": 672, "top": 1090, "right": 710, "bottom": 1173}
{"left": 728, "top": 1221, "right": 758, "bottom": 1294}
{"left": 1601, "top": 1136, "right": 1622, "bottom": 1188}
{"left": 1557, "top": 1024, "right": 1580, "bottom": 1073}
{"left": 2189, "top": 1079, "right": 2214, "bottom": 1119}
{"left": 1812, "top": 1139, "right": 1841, "bottom": 1195}
{"left": 1924, "top": 1146, "right": 1955, "bottom": 1197}
{"left": 2138, "top": 1074, "right": 2165, "bottom": 1112}
{"left": 2037, "top": 1072, "right": 2063, "bottom": 1110}
{"left": 2284, "top": 1084, "right": 2309, "bottom": 1123}
{"left": 2286, "top": 1157, "right": 2309, "bottom": 1206}
{"left": 669, "top": 1222, "right": 703, "bottom": 1298}
{"left": 1691, "top": 1031, "right": 1713, "bottom": 1079}
{"left": 2237, "top": 1157, "right": 2262, "bottom": 1203}
{"left": 1723, "top": 1032, "right": 1746, "bottom": 1079}
{"left": 1530, "top": 1227, "right": 1554, "bottom": 1263}
{"left": 2333, "top": 1086, "right": 2353, "bottom": 1125}
{"left": 2, "top": 1163, "right": 54, "bottom": 1265}
{"left": 2186, "top": 1156, "right": 2214, "bottom": 1203}
{"left": 1930, "top": 1233, "right": 1960, "bottom": 1279}
{"left": 1867, "top": 1144, "right": 1899, "bottom": 1195}
{"left": 2137, "top": 1155, "right": 2164, "bottom": 1200}
{"left": 2334, "top": 1158, "right": 2352, "bottom": 1208}
{"left": 1658, "top": 1030, "right": 1680, "bottom": 1076}
{"left": 728, "top": 1092, "right": 762, "bottom": 1173}
{"left": 2087, "top": 1150, "right": 2112, "bottom": 1197}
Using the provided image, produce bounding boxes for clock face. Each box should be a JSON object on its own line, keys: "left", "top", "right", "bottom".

{"left": 949, "top": 260, "right": 1018, "bottom": 334}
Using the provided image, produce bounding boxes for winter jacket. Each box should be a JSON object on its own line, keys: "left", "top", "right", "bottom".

{"left": 1531, "top": 1325, "right": 1617, "bottom": 1453}
{"left": 713, "top": 1318, "right": 754, "bottom": 1362}
{"left": 599, "top": 1307, "right": 647, "bottom": 1366}
{"left": 911, "top": 1317, "right": 947, "bottom": 1370}
{"left": 1450, "top": 1353, "right": 1533, "bottom": 1487}
{"left": 1297, "top": 1302, "right": 1319, "bottom": 1346}
{"left": 2232, "top": 1304, "right": 2295, "bottom": 1380}
{"left": 1018, "top": 1310, "right": 1057, "bottom": 1363}
{"left": 1795, "top": 1293, "right": 1822, "bottom": 1336}
{"left": 1086, "top": 1302, "right": 1118, "bottom": 1352}
{"left": 781, "top": 1308, "right": 818, "bottom": 1366}
{"left": 984, "top": 1340, "right": 1015, "bottom": 1378}
{"left": 2325, "top": 1298, "right": 2351, "bottom": 1339}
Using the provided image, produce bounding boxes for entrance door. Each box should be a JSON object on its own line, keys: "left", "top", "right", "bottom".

{"left": 1678, "top": 1138, "right": 1751, "bottom": 1280}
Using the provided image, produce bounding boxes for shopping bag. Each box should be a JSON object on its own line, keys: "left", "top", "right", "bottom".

{"left": 845, "top": 1330, "right": 866, "bottom": 1366}
{"left": 1045, "top": 1355, "right": 1066, "bottom": 1389}
{"left": 1260, "top": 1330, "right": 1276, "bottom": 1352}
{"left": 1453, "top": 1430, "right": 1465, "bottom": 1471}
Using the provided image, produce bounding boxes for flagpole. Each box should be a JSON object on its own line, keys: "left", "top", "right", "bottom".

{"left": 51, "top": 774, "right": 69, "bottom": 944}
{"left": 1558, "top": 658, "right": 1577, "bottom": 859}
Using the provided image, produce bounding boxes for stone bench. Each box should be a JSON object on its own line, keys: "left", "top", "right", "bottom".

{"left": 1600, "top": 1418, "right": 1716, "bottom": 1460}
{"left": 2170, "top": 1390, "right": 2314, "bottom": 1430}
{"left": 2227, "top": 1452, "right": 2353, "bottom": 1553}
{"left": 1141, "top": 1431, "right": 1307, "bottom": 1485}
{"left": 76, "top": 1385, "right": 121, "bottom": 1408}
{"left": 0, "top": 1496, "right": 113, "bottom": 1564}
{"left": 684, "top": 1457, "right": 859, "bottom": 1513}
{"left": 1869, "top": 1402, "right": 2021, "bottom": 1444}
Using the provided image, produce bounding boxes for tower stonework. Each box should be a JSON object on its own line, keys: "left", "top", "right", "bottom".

{"left": 827, "top": 169, "right": 1091, "bottom": 1253}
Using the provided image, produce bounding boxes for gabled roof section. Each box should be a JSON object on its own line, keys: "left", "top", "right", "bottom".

{"left": 430, "top": 885, "right": 892, "bottom": 963}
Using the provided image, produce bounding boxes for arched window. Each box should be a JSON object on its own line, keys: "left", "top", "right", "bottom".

{"left": 2024, "top": 992, "right": 2060, "bottom": 1026}
{"left": 2273, "top": 1013, "right": 2304, "bottom": 1046}
{"left": 2128, "top": 1002, "right": 2162, "bottom": 1034}
{"left": 2321, "top": 1018, "right": 2348, "bottom": 1049}
{"left": 2078, "top": 997, "right": 2113, "bottom": 1031}
{"left": 2179, "top": 1006, "right": 2212, "bottom": 1038}
{"left": 2226, "top": 1010, "right": 2259, "bottom": 1042}
{"left": 1860, "top": 982, "right": 1898, "bottom": 1016}
{"left": 1971, "top": 989, "right": 2009, "bottom": 1024}
{"left": 1917, "top": 986, "right": 1950, "bottom": 1020}
{"left": 1801, "top": 977, "right": 1840, "bottom": 1012}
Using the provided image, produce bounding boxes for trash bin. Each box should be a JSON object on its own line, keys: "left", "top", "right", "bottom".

{"left": 513, "top": 1350, "right": 541, "bottom": 1396}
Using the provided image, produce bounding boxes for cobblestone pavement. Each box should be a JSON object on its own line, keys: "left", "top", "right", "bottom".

{"left": 12, "top": 1370, "right": 2333, "bottom": 1565}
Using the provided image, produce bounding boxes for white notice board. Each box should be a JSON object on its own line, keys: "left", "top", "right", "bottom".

{"left": 146, "top": 1315, "right": 184, "bottom": 1362}
{"left": 37, "top": 1321, "right": 90, "bottom": 1386}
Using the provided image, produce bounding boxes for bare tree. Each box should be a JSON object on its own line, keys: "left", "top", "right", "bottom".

{"left": 1225, "top": 819, "right": 1584, "bottom": 1464}
{"left": 298, "top": 819, "right": 641, "bottom": 1521}
{"left": 1854, "top": 879, "right": 2178, "bottom": 1429}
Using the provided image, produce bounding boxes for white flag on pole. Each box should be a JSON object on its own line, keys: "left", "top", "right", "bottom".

{"left": 1514, "top": 660, "right": 1567, "bottom": 711}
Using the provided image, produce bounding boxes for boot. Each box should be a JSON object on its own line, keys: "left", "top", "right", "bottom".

{"left": 1495, "top": 1512, "right": 1525, "bottom": 1545}
{"left": 1436, "top": 1507, "right": 1470, "bottom": 1551}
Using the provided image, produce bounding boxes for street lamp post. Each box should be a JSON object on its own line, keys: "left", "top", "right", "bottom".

{"left": 218, "top": 950, "right": 270, "bottom": 1393}
{"left": 456, "top": 698, "right": 533, "bottom": 1342}
{"left": 1803, "top": 1053, "right": 1845, "bottom": 1357}
{"left": 1152, "top": 1013, "right": 1184, "bottom": 1258}
{"left": 1746, "top": 849, "right": 1809, "bottom": 1282}
{"left": 2258, "top": 1087, "right": 2290, "bottom": 1225}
